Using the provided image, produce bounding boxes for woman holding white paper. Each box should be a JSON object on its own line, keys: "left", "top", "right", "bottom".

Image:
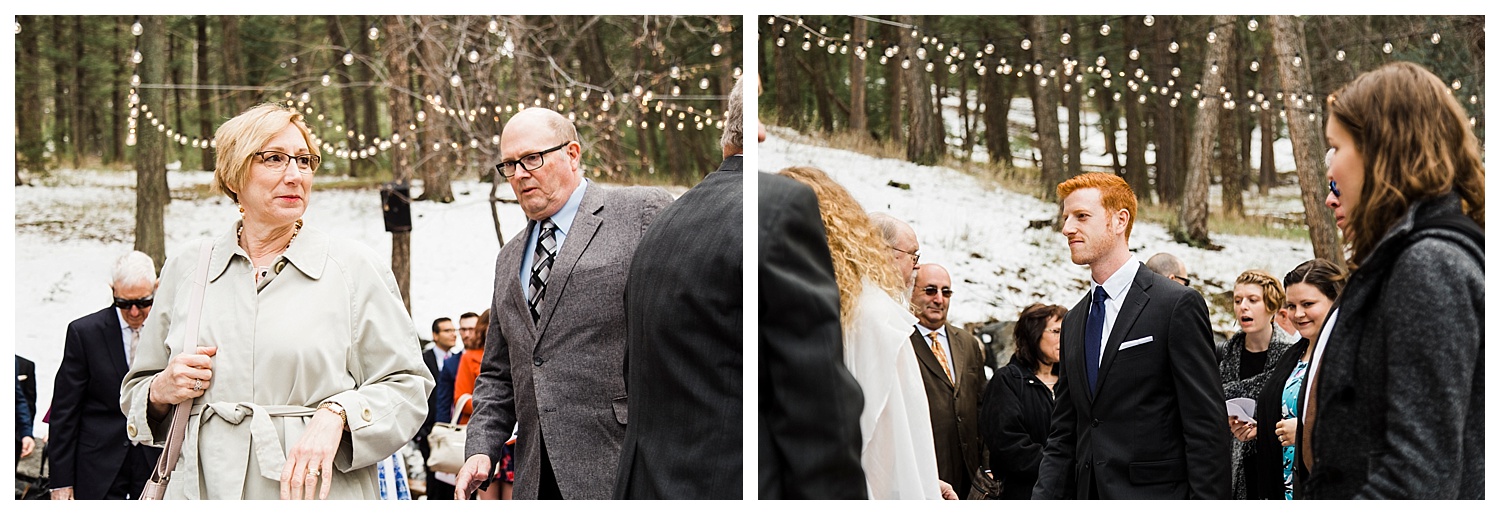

{"left": 1221, "top": 270, "right": 1297, "bottom": 499}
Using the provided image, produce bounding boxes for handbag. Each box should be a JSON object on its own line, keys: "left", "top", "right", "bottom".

{"left": 15, "top": 441, "right": 49, "bottom": 500}
{"left": 426, "top": 393, "right": 473, "bottom": 475}
{"left": 140, "top": 241, "right": 214, "bottom": 500}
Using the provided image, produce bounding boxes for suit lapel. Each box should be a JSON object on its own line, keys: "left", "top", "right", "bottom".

{"left": 102, "top": 308, "right": 130, "bottom": 378}
{"left": 1063, "top": 296, "right": 1093, "bottom": 406}
{"left": 1094, "top": 267, "right": 1151, "bottom": 395}
{"left": 533, "top": 186, "right": 605, "bottom": 345}
{"left": 909, "top": 329, "right": 954, "bottom": 389}
{"left": 503, "top": 219, "right": 538, "bottom": 344}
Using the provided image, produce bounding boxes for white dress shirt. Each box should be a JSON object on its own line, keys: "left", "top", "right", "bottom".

{"left": 914, "top": 323, "right": 956, "bottom": 382}
{"left": 1089, "top": 256, "right": 1142, "bottom": 368}
{"left": 519, "top": 179, "right": 590, "bottom": 295}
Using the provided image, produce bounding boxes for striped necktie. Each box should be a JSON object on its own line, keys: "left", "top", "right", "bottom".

{"left": 928, "top": 331, "right": 954, "bottom": 384}
{"left": 527, "top": 218, "right": 558, "bottom": 324}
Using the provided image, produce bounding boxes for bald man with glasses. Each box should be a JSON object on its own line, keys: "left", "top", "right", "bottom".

{"left": 907, "top": 263, "right": 987, "bottom": 499}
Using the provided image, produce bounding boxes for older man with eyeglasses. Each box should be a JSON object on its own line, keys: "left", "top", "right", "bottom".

{"left": 49, "top": 251, "right": 164, "bottom": 499}
{"left": 907, "top": 263, "right": 988, "bottom": 499}
{"left": 457, "top": 107, "right": 673, "bottom": 500}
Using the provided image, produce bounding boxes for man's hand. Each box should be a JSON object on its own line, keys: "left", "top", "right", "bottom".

{"left": 938, "top": 479, "right": 959, "bottom": 500}
{"left": 49, "top": 486, "right": 75, "bottom": 500}
{"left": 455, "top": 454, "right": 493, "bottom": 500}
{"left": 20, "top": 435, "right": 35, "bottom": 458}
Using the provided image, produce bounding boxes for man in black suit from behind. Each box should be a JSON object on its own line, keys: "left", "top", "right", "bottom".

{"left": 612, "top": 77, "right": 746, "bottom": 500}
{"left": 1033, "top": 173, "right": 1230, "bottom": 500}
{"left": 48, "top": 251, "right": 164, "bottom": 500}
{"left": 418, "top": 316, "right": 462, "bottom": 500}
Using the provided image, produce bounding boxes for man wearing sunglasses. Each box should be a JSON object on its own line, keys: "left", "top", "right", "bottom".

{"left": 49, "top": 251, "right": 163, "bottom": 499}
{"left": 908, "top": 263, "right": 987, "bottom": 499}
{"left": 459, "top": 107, "right": 673, "bottom": 500}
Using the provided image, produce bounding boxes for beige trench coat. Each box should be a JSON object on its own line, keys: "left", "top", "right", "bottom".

{"left": 121, "top": 223, "right": 433, "bottom": 499}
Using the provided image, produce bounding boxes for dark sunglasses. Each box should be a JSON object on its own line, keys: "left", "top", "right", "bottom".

{"left": 1329, "top": 179, "right": 1341, "bottom": 198}
{"left": 922, "top": 286, "right": 953, "bottom": 298}
{"left": 114, "top": 295, "right": 154, "bottom": 310}
{"left": 1173, "top": 276, "right": 1192, "bottom": 287}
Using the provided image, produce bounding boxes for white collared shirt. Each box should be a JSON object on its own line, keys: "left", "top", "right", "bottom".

{"left": 1089, "top": 256, "right": 1142, "bottom": 367}
{"left": 914, "top": 323, "right": 956, "bottom": 381}
{"left": 116, "top": 308, "right": 139, "bottom": 365}
{"left": 519, "top": 179, "right": 590, "bottom": 295}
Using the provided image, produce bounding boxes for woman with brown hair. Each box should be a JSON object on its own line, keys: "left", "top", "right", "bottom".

{"left": 978, "top": 303, "right": 1066, "bottom": 499}
{"left": 1302, "top": 61, "right": 1483, "bottom": 499}
{"left": 777, "top": 166, "right": 951, "bottom": 500}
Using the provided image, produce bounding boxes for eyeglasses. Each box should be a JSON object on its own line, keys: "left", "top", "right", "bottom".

{"left": 1173, "top": 276, "right": 1192, "bottom": 287}
{"left": 1328, "top": 179, "right": 1342, "bottom": 198}
{"left": 253, "top": 150, "right": 321, "bottom": 174}
{"left": 114, "top": 295, "right": 154, "bottom": 310}
{"left": 438, "top": 328, "right": 457, "bottom": 333}
{"left": 921, "top": 286, "right": 953, "bottom": 298}
{"left": 495, "top": 141, "right": 572, "bottom": 178}
{"left": 890, "top": 246, "right": 920, "bottom": 263}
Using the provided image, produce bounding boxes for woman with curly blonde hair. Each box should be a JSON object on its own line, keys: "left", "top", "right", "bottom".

{"left": 1303, "top": 61, "right": 1483, "bottom": 499}
{"left": 777, "top": 166, "right": 948, "bottom": 500}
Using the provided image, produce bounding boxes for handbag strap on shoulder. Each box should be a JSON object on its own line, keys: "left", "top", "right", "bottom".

{"left": 147, "top": 240, "right": 215, "bottom": 493}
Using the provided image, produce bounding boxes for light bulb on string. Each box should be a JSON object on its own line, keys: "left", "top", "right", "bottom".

{"left": 699, "top": 78, "right": 710, "bottom": 90}
{"left": 14, "top": 22, "right": 19, "bottom": 35}
{"left": 1250, "top": 60, "right": 1259, "bottom": 72}
{"left": 829, "top": 44, "right": 838, "bottom": 55}
{"left": 488, "top": 19, "right": 500, "bottom": 33}
{"left": 1143, "top": 15, "right": 1155, "bottom": 27}
{"left": 468, "top": 49, "right": 479, "bottom": 63}
{"left": 1100, "top": 23, "right": 1111, "bottom": 36}
{"left": 1432, "top": 32, "right": 1441, "bottom": 44}
{"left": 1469, "top": 95, "right": 1478, "bottom": 105}
{"left": 321, "top": 73, "right": 331, "bottom": 86}
{"left": 1248, "top": 19, "right": 1258, "bottom": 31}
{"left": 1169, "top": 40, "right": 1179, "bottom": 53}
{"left": 801, "top": 40, "right": 811, "bottom": 51}
{"left": 132, "top": 50, "right": 143, "bottom": 64}
{"left": 367, "top": 26, "right": 379, "bottom": 40}
{"left": 131, "top": 74, "right": 141, "bottom": 86}
{"left": 1210, "top": 62, "right": 1219, "bottom": 74}
{"left": 776, "top": 37, "right": 785, "bottom": 47}
{"left": 1060, "top": 30, "right": 1071, "bottom": 44}
{"left": 1383, "top": 41, "right": 1393, "bottom": 54}
{"left": 712, "top": 43, "right": 723, "bottom": 56}
{"left": 1207, "top": 31, "right": 1217, "bottom": 44}
{"left": 1129, "top": 47, "right": 1140, "bottom": 60}
{"left": 984, "top": 43, "right": 995, "bottom": 54}
{"left": 1021, "top": 37, "right": 1031, "bottom": 51}
{"left": 1336, "top": 49, "right": 1346, "bottom": 61}
{"left": 1451, "top": 79, "right": 1461, "bottom": 90}
{"left": 901, "top": 58, "right": 910, "bottom": 69}
{"left": 925, "top": 62, "right": 934, "bottom": 72}
{"left": 342, "top": 52, "right": 354, "bottom": 66}
{"left": 131, "top": 19, "right": 143, "bottom": 36}
{"left": 1096, "top": 54, "right": 1107, "bottom": 67}
{"left": 1293, "top": 53, "right": 1302, "bottom": 67}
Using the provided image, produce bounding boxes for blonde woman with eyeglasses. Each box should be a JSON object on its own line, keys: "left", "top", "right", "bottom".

{"left": 120, "top": 103, "right": 434, "bottom": 500}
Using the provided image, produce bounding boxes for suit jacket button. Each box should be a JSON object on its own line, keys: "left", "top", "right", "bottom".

{"left": 534, "top": 357, "right": 543, "bottom": 366}
{"left": 362, "top": 408, "right": 373, "bottom": 422}
{"left": 127, "top": 424, "right": 137, "bottom": 438}
{"left": 1091, "top": 419, "right": 1100, "bottom": 427}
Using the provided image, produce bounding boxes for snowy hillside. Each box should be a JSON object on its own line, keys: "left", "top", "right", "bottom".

{"left": 760, "top": 126, "right": 1316, "bottom": 336}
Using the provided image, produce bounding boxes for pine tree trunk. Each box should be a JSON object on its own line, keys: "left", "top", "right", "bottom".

{"left": 220, "top": 16, "right": 249, "bottom": 112}
{"left": 134, "top": 16, "right": 170, "bottom": 273}
{"left": 883, "top": 23, "right": 903, "bottom": 143}
{"left": 51, "top": 17, "right": 71, "bottom": 165}
{"left": 196, "top": 16, "right": 215, "bottom": 171}
{"left": 1065, "top": 67, "right": 1083, "bottom": 178}
{"left": 1027, "top": 15, "right": 1066, "bottom": 199}
{"left": 17, "top": 16, "right": 46, "bottom": 177}
{"left": 900, "top": 16, "right": 943, "bottom": 166}
{"left": 979, "top": 52, "right": 1013, "bottom": 170}
{"left": 382, "top": 15, "right": 415, "bottom": 313}
{"left": 1259, "top": 102, "right": 1276, "bottom": 194}
{"left": 71, "top": 16, "right": 87, "bottom": 168}
{"left": 1178, "top": 15, "right": 1235, "bottom": 247}
{"left": 849, "top": 17, "right": 868, "bottom": 137}
{"left": 108, "top": 17, "right": 126, "bottom": 166}
{"left": 357, "top": 15, "right": 381, "bottom": 179}
{"left": 1270, "top": 15, "right": 1344, "bottom": 266}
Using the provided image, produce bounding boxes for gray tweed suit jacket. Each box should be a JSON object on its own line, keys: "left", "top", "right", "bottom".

{"left": 465, "top": 182, "right": 673, "bottom": 499}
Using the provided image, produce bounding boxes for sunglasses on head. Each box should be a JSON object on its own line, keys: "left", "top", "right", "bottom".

{"left": 922, "top": 286, "right": 953, "bottom": 298}
{"left": 114, "top": 296, "right": 154, "bottom": 310}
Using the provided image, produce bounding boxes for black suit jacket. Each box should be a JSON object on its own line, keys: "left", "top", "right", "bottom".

{"left": 909, "top": 323, "right": 987, "bottom": 498}
{"left": 756, "top": 173, "right": 866, "bottom": 499}
{"left": 1033, "top": 264, "right": 1230, "bottom": 499}
{"left": 16, "top": 355, "right": 37, "bottom": 419}
{"left": 613, "top": 157, "right": 743, "bottom": 499}
{"left": 49, "top": 307, "right": 162, "bottom": 499}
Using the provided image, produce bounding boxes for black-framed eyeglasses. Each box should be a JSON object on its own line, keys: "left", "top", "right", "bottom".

{"left": 1173, "top": 276, "right": 1192, "bottom": 287}
{"left": 253, "top": 150, "right": 320, "bottom": 174}
{"left": 114, "top": 295, "right": 154, "bottom": 310}
{"left": 1329, "top": 179, "right": 1342, "bottom": 198}
{"left": 921, "top": 286, "right": 953, "bottom": 298}
{"left": 890, "top": 245, "right": 920, "bottom": 263}
{"left": 495, "top": 141, "right": 572, "bottom": 178}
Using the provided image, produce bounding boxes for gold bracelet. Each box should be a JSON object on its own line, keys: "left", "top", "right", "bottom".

{"left": 318, "top": 401, "right": 347, "bottom": 427}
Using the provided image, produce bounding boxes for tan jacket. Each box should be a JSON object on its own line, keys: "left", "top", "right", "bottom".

{"left": 121, "top": 223, "right": 433, "bottom": 499}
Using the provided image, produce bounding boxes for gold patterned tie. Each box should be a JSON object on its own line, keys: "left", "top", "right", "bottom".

{"left": 928, "top": 331, "right": 954, "bottom": 384}
{"left": 129, "top": 327, "right": 140, "bottom": 367}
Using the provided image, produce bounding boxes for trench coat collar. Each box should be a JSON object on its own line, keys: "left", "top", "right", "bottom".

{"left": 208, "top": 220, "right": 328, "bottom": 283}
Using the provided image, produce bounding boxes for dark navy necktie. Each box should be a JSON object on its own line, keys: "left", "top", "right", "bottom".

{"left": 1085, "top": 286, "right": 1108, "bottom": 394}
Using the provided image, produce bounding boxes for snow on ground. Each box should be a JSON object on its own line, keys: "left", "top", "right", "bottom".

{"left": 761, "top": 126, "right": 1316, "bottom": 337}
{"left": 12, "top": 168, "right": 652, "bottom": 439}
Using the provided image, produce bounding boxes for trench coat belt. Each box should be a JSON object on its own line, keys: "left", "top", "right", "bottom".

{"left": 191, "top": 402, "right": 320, "bottom": 484}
